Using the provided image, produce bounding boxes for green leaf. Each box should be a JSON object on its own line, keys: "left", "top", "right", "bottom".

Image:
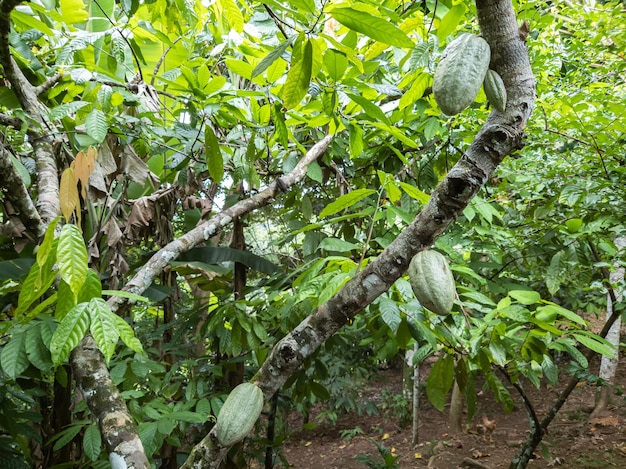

{"left": 508, "top": 290, "right": 541, "bottom": 305}
{"left": 36, "top": 216, "right": 59, "bottom": 267}
{"left": 15, "top": 257, "right": 58, "bottom": 318}
{"left": 0, "top": 330, "right": 29, "bottom": 379}
{"left": 48, "top": 101, "right": 90, "bottom": 121}
{"left": 56, "top": 280, "right": 76, "bottom": 321}
{"left": 251, "top": 38, "right": 292, "bottom": 78}
{"left": 436, "top": 3, "right": 467, "bottom": 42}
{"left": 538, "top": 304, "right": 586, "bottom": 325}
{"left": 53, "top": 423, "right": 84, "bottom": 451}
{"left": 306, "top": 161, "right": 323, "bottom": 183}
{"left": 282, "top": 34, "right": 313, "bottom": 109}
{"left": 272, "top": 102, "right": 289, "bottom": 148}
{"left": 346, "top": 93, "right": 389, "bottom": 124}
{"left": 85, "top": 109, "right": 108, "bottom": 143}
{"left": 399, "top": 72, "right": 430, "bottom": 110}
{"left": 178, "top": 246, "right": 279, "bottom": 274}
{"left": 83, "top": 424, "right": 102, "bottom": 462}
{"left": 330, "top": 8, "right": 414, "bottom": 48}
{"left": 379, "top": 296, "right": 401, "bottom": 332}
{"left": 50, "top": 302, "right": 91, "bottom": 366}
{"left": 426, "top": 353, "right": 454, "bottom": 411}
{"left": 542, "top": 355, "right": 559, "bottom": 385}
{"left": 572, "top": 332, "right": 616, "bottom": 358}
{"left": 219, "top": 0, "right": 244, "bottom": 33}
{"left": 113, "top": 315, "right": 144, "bottom": 354}
{"left": 78, "top": 269, "right": 103, "bottom": 303}
{"left": 26, "top": 323, "right": 53, "bottom": 372}
{"left": 323, "top": 48, "right": 348, "bottom": 81}
{"left": 319, "top": 189, "right": 376, "bottom": 218}
{"left": 399, "top": 182, "right": 431, "bottom": 204}
{"left": 60, "top": 0, "right": 89, "bottom": 24}
{"left": 88, "top": 298, "right": 119, "bottom": 363}
{"left": 205, "top": 125, "right": 223, "bottom": 184}
{"left": 57, "top": 224, "right": 88, "bottom": 298}
{"left": 101, "top": 289, "right": 151, "bottom": 303}
{"left": 348, "top": 123, "right": 364, "bottom": 158}
{"left": 318, "top": 237, "right": 358, "bottom": 252}
{"left": 166, "top": 410, "right": 207, "bottom": 423}
{"left": 485, "top": 373, "right": 515, "bottom": 412}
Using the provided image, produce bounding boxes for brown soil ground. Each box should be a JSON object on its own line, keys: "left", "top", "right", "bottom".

{"left": 272, "top": 362, "right": 626, "bottom": 469}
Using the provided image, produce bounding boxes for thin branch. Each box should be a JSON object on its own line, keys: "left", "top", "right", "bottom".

{"left": 34, "top": 72, "right": 62, "bottom": 96}
{"left": 0, "top": 112, "right": 23, "bottom": 129}
{"left": 150, "top": 37, "right": 181, "bottom": 87}
{"left": 263, "top": 4, "right": 289, "bottom": 39}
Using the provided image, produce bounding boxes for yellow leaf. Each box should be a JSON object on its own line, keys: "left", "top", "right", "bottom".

{"left": 415, "top": 452, "right": 423, "bottom": 459}
{"left": 304, "top": 441, "right": 312, "bottom": 447}
{"left": 59, "top": 168, "right": 80, "bottom": 224}
{"left": 71, "top": 149, "right": 96, "bottom": 197}
{"left": 381, "top": 433, "right": 390, "bottom": 440}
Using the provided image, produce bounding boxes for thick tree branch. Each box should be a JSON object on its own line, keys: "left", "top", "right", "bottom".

{"left": 0, "top": 0, "right": 60, "bottom": 225}
{"left": 183, "top": 0, "right": 535, "bottom": 466}
{"left": 71, "top": 337, "right": 150, "bottom": 469}
{"left": 0, "top": 142, "right": 44, "bottom": 238}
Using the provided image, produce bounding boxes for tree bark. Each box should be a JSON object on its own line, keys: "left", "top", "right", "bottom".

{"left": 591, "top": 236, "right": 626, "bottom": 418}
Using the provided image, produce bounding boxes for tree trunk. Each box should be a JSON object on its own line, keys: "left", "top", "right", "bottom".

{"left": 591, "top": 236, "right": 626, "bottom": 418}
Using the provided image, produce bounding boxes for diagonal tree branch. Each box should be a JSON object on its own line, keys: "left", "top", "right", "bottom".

{"left": 0, "top": 141, "right": 44, "bottom": 238}
{"left": 107, "top": 134, "right": 333, "bottom": 313}
{"left": 182, "top": 0, "right": 535, "bottom": 466}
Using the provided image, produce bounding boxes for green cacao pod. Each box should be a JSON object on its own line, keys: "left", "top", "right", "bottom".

{"left": 215, "top": 382, "right": 264, "bottom": 446}
{"left": 433, "top": 34, "right": 491, "bottom": 115}
{"left": 408, "top": 250, "right": 456, "bottom": 316}
{"left": 483, "top": 69, "right": 507, "bottom": 112}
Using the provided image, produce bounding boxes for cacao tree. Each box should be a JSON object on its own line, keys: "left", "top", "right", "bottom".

{"left": 0, "top": 0, "right": 624, "bottom": 468}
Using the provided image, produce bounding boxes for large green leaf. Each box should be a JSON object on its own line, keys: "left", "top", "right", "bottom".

{"left": 425, "top": 353, "right": 454, "bottom": 412}
{"left": 178, "top": 247, "right": 279, "bottom": 274}
{"left": 83, "top": 424, "right": 102, "bottom": 462}
{"left": 282, "top": 34, "right": 313, "bottom": 109}
{"left": 379, "top": 296, "right": 401, "bottom": 332}
{"left": 319, "top": 189, "right": 377, "bottom": 218}
{"left": 330, "top": 8, "right": 414, "bottom": 48}
{"left": 57, "top": 224, "right": 88, "bottom": 298}
{"left": 85, "top": 108, "right": 108, "bottom": 143}
{"left": 0, "top": 330, "right": 29, "bottom": 379}
{"left": 50, "top": 302, "right": 91, "bottom": 366}
{"left": 88, "top": 298, "right": 119, "bottom": 363}
{"left": 113, "top": 315, "right": 144, "bottom": 354}
{"left": 346, "top": 93, "right": 389, "bottom": 124}
{"left": 205, "top": 125, "right": 223, "bottom": 184}
{"left": 25, "top": 322, "right": 53, "bottom": 372}
{"left": 252, "top": 38, "right": 293, "bottom": 78}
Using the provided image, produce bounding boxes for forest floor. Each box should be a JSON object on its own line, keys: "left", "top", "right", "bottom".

{"left": 267, "top": 316, "right": 626, "bottom": 469}
{"left": 274, "top": 362, "right": 626, "bottom": 468}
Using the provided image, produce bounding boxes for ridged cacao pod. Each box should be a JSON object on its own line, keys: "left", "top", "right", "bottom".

{"left": 215, "top": 382, "right": 264, "bottom": 446}
{"left": 483, "top": 69, "right": 507, "bottom": 112}
{"left": 408, "top": 250, "right": 456, "bottom": 316}
{"left": 433, "top": 34, "right": 491, "bottom": 115}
